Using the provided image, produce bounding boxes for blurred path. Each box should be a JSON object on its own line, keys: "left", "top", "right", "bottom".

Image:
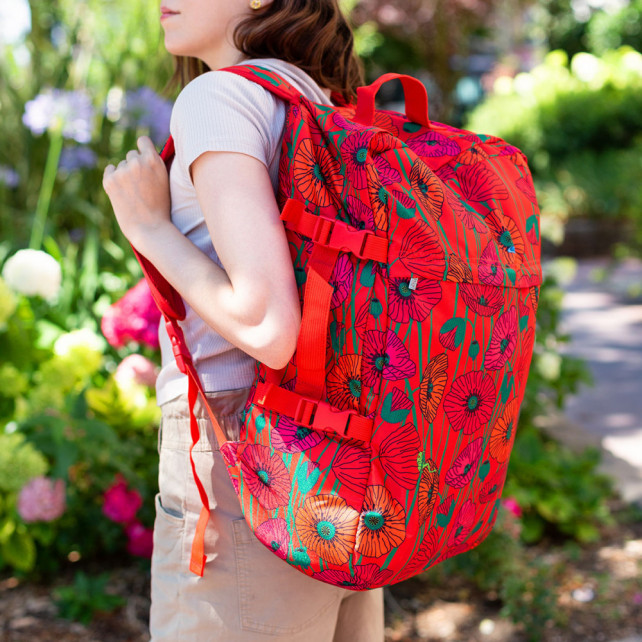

{"left": 560, "top": 257, "right": 642, "bottom": 505}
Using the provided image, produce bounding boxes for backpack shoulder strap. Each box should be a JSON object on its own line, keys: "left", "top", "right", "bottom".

{"left": 220, "top": 64, "right": 303, "bottom": 103}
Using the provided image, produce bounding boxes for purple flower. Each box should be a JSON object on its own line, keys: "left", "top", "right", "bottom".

{"left": 59, "top": 146, "right": 98, "bottom": 172}
{"left": 17, "top": 477, "right": 66, "bottom": 523}
{"left": 0, "top": 165, "right": 19, "bottom": 188}
{"left": 23, "top": 88, "right": 94, "bottom": 143}
{"left": 120, "top": 87, "right": 172, "bottom": 145}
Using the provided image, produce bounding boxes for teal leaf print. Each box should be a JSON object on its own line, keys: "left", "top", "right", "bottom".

{"left": 437, "top": 500, "right": 455, "bottom": 528}
{"left": 526, "top": 214, "right": 539, "bottom": 242}
{"left": 471, "top": 520, "right": 483, "bottom": 535}
{"left": 439, "top": 317, "right": 467, "bottom": 352}
{"left": 292, "top": 546, "right": 311, "bottom": 569}
{"left": 519, "top": 315, "right": 529, "bottom": 332}
{"left": 478, "top": 459, "right": 490, "bottom": 481}
{"left": 255, "top": 414, "right": 266, "bottom": 434}
{"left": 359, "top": 261, "right": 376, "bottom": 288}
{"left": 296, "top": 461, "right": 321, "bottom": 494}
{"left": 403, "top": 122, "right": 422, "bottom": 133}
{"left": 397, "top": 202, "right": 415, "bottom": 219}
{"left": 381, "top": 391, "right": 410, "bottom": 424}
{"left": 469, "top": 339, "right": 480, "bottom": 361}
{"left": 501, "top": 371, "right": 514, "bottom": 404}
{"left": 506, "top": 267, "right": 517, "bottom": 285}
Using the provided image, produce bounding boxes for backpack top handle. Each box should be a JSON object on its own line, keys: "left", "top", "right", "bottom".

{"left": 355, "top": 73, "right": 431, "bottom": 128}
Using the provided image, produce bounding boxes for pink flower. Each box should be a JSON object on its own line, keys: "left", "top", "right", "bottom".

{"left": 17, "top": 477, "right": 66, "bottom": 523}
{"left": 114, "top": 354, "right": 158, "bottom": 388}
{"left": 125, "top": 520, "right": 154, "bottom": 558}
{"left": 102, "top": 475, "right": 142, "bottom": 524}
{"left": 101, "top": 279, "right": 161, "bottom": 349}
{"left": 502, "top": 496, "right": 522, "bottom": 518}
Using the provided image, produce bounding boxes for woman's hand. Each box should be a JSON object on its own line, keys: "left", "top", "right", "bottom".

{"left": 102, "top": 136, "right": 171, "bottom": 247}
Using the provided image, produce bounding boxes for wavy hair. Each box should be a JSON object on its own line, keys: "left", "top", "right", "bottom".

{"left": 165, "top": 0, "right": 363, "bottom": 103}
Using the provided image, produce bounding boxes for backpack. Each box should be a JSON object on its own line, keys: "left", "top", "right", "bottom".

{"left": 133, "top": 65, "right": 542, "bottom": 590}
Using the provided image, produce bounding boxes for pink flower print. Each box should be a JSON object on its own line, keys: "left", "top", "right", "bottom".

{"left": 271, "top": 416, "right": 324, "bottom": 453}
{"left": 479, "top": 467, "right": 508, "bottom": 504}
{"left": 478, "top": 242, "right": 505, "bottom": 287}
{"left": 438, "top": 494, "right": 454, "bottom": 515}
{"left": 516, "top": 175, "right": 537, "bottom": 204}
{"left": 484, "top": 307, "right": 518, "bottom": 371}
{"left": 389, "top": 277, "right": 442, "bottom": 323}
{"left": 374, "top": 156, "right": 401, "bottom": 186}
{"left": 445, "top": 189, "right": 487, "bottom": 233}
{"left": 240, "top": 444, "right": 291, "bottom": 509}
{"left": 314, "top": 564, "right": 393, "bottom": 590}
{"left": 101, "top": 279, "right": 161, "bottom": 349}
{"left": 447, "top": 499, "right": 476, "bottom": 547}
{"left": 256, "top": 517, "right": 290, "bottom": 560}
{"left": 392, "top": 189, "right": 416, "bottom": 211}
{"left": 114, "top": 354, "right": 158, "bottom": 388}
{"left": 341, "top": 132, "right": 372, "bottom": 189}
{"left": 459, "top": 283, "right": 504, "bottom": 317}
{"left": 103, "top": 475, "right": 142, "bottom": 524}
{"left": 407, "top": 131, "right": 461, "bottom": 158}
{"left": 347, "top": 194, "right": 375, "bottom": 231}
{"left": 333, "top": 111, "right": 360, "bottom": 131}
{"left": 378, "top": 423, "right": 421, "bottom": 490}
{"left": 399, "top": 219, "right": 446, "bottom": 280}
{"left": 456, "top": 164, "right": 509, "bottom": 202}
{"left": 125, "top": 521, "right": 154, "bottom": 558}
{"left": 435, "top": 164, "right": 456, "bottom": 181}
{"left": 330, "top": 254, "right": 354, "bottom": 309}
{"left": 444, "top": 371, "right": 496, "bottom": 435}
{"left": 445, "top": 438, "right": 483, "bottom": 488}
{"left": 332, "top": 440, "right": 371, "bottom": 497}
{"left": 17, "top": 477, "right": 66, "bottom": 523}
{"left": 363, "top": 330, "right": 416, "bottom": 388}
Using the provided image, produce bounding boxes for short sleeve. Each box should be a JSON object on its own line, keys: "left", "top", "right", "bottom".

{"left": 170, "top": 70, "right": 286, "bottom": 180}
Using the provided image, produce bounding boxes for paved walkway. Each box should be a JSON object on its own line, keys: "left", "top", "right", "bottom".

{"left": 557, "top": 257, "right": 642, "bottom": 505}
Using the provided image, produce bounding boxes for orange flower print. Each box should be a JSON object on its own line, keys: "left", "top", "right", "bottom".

{"left": 295, "top": 494, "right": 359, "bottom": 566}
{"left": 486, "top": 209, "right": 525, "bottom": 267}
{"left": 366, "top": 163, "right": 389, "bottom": 231}
{"left": 293, "top": 138, "right": 342, "bottom": 207}
{"left": 410, "top": 159, "right": 444, "bottom": 221}
{"left": 326, "top": 354, "right": 362, "bottom": 412}
{"left": 489, "top": 398, "right": 520, "bottom": 463}
{"left": 446, "top": 253, "right": 473, "bottom": 283}
{"left": 356, "top": 485, "right": 406, "bottom": 558}
{"left": 417, "top": 459, "right": 440, "bottom": 524}
{"left": 419, "top": 353, "right": 449, "bottom": 424}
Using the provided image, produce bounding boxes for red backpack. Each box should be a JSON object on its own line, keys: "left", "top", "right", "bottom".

{"left": 134, "top": 65, "right": 542, "bottom": 590}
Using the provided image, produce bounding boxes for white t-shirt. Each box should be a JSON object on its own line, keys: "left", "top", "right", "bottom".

{"left": 155, "top": 58, "right": 334, "bottom": 406}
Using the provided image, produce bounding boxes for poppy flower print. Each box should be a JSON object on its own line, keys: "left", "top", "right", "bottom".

{"left": 256, "top": 518, "right": 290, "bottom": 560}
{"left": 484, "top": 307, "right": 518, "bottom": 371}
{"left": 444, "top": 371, "right": 496, "bottom": 435}
{"left": 417, "top": 459, "right": 440, "bottom": 523}
{"left": 446, "top": 254, "right": 473, "bottom": 283}
{"left": 445, "top": 438, "right": 483, "bottom": 488}
{"left": 347, "top": 194, "right": 375, "bottom": 231}
{"left": 459, "top": 283, "right": 504, "bottom": 317}
{"left": 456, "top": 164, "right": 509, "bottom": 202}
{"left": 489, "top": 398, "right": 520, "bottom": 463}
{"left": 366, "top": 163, "right": 389, "bottom": 230}
{"left": 435, "top": 163, "right": 456, "bottom": 181}
{"left": 332, "top": 441, "right": 371, "bottom": 496}
{"left": 447, "top": 499, "right": 476, "bottom": 547}
{"left": 478, "top": 242, "right": 505, "bottom": 287}
{"left": 410, "top": 159, "right": 445, "bottom": 220}
{"left": 406, "top": 528, "right": 440, "bottom": 575}
{"left": 363, "top": 330, "right": 416, "bottom": 388}
{"left": 373, "top": 111, "right": 399, "bottom": 136}
{"left": 379, "top": 423, "right": 421, "bottom": 489}
{"left": 295, "top": 494, "right": 359, "bottom": 566}
{"left": 419, "top": 353, "right": 449, "bottom": 423}
{"left": 457, "top": 146, "right": 490, "bottom": 165}
{"left": 407, "top": 131, "right": 461, "bottom": 158}
{"left": 293, "top": 138, "right": 342, "bottom": 207}
{"left": 356, "top": 485, "right": 406, "bottom": 558}
{"left": 486, "top": 209, "right": 525, "bottom": 266}
{"left": 314, "top": 564, "right": 393, "bottom": 590}
{"left": 479, "top": 467, "right": 508, "bottom": 504}
{"left": 327, "top": 354, "right": 362, "bottom": 412}
{"left": 399, "top": 220, "right": 447, "bottom": 280}
{"left": 330, "top": 254, "right": 354, "bottom": 309}
{"left": 341, "top": 132, "right": 372, "bottom": 189}
{"left": 332, "top": 111, "right": 360, "bottom": 131}
{"left": 392, "top": 189, "right": 416, "bottom": 211}
{"left": 389, "top": 277, "right": 442, "bottom": 323}
{"left": 240, "top": 444, "right": 291, "bottom": 509}
{"left": 374, "top": 155, "right": 402, "bottom": 186}
{"left": 271, "top": 416, "right": 324, "bottom": 453}
{"left": 516, "top": 175, "right": 537, "bottom": 204}
{"left": 445, "top": 189, "right": 488, "bottom": 234}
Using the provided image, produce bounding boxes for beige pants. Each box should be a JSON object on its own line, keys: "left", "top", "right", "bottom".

{"left": 149, "top": 389, "right": 384, "bottom": 641}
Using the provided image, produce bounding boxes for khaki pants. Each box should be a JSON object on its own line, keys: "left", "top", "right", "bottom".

{"left": 150, "top": 389, "right": 384, "bottom": 641}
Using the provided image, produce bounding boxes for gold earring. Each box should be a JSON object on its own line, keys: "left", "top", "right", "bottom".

{"left": 250, "top": 0, "right": 261, "bottom": 8}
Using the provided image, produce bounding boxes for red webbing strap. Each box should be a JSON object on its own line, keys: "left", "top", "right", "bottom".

{"left": 255, "top": 381, "right": 373, "bottom": 442}
{"left": 280, "top": 199, "right": 388, "bottom": 262}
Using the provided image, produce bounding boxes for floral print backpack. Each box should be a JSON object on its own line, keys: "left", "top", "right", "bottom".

{"left": 134, "top": 65, "right": 542, "bottom": 590}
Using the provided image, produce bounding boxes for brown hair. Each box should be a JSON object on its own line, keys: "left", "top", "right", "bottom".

{"left": 165, "top": 0, "right": 363, "bottom": 103}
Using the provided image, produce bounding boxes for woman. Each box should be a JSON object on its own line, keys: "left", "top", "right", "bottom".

{"left": 102, "top": 0, "right": 384, "bottom": 639}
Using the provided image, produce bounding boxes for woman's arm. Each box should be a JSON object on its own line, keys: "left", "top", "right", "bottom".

{"left": 103, "top": 136, "right": 301, "bottom": 369}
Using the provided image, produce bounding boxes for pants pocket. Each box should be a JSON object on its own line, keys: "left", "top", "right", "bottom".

{"left": 232, "top": 517, "right": 342, "bottom": 637}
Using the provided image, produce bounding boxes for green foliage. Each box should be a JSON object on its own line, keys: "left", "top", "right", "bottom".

{"left": 586, "top": 0, "right": 642, "bottom": 54}
{"left": 466, "top": 47, "right": 642, "bottom": 252}
{"left": 53, "top": 571, "right": 126, "bottom": 625}
{"left": 0, "top": 432, "right": 48, "bottom": 493}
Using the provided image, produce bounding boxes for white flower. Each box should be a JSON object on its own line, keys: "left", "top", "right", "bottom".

{"left": 54, "top": 328, "right": 105, "bottom": 358}
{"left": 2, "top": 249, "right": 62, "bottom": 300}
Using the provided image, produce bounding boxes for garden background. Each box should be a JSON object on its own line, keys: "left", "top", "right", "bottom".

{"left": 0, "top": 0, "right": 641, "bottom": 640}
